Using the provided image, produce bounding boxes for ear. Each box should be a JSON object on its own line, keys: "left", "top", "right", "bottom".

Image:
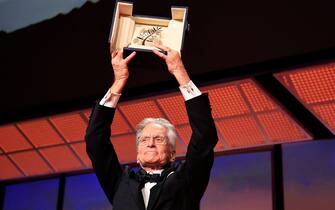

{"left": 136, "top": 152, "right": 140, "bottom": 164}
{"left": 169, "top": 150, "right": 176, "bottom": 162}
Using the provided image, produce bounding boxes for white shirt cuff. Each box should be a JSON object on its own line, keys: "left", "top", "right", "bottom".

{"left": 179, "top": 80, "right": 202, "bottom": 101}
{"left": 99, "top": 88, "right": 121, "bottom": 108}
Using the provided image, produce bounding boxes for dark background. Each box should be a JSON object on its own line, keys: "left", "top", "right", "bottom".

{"left": 1, "top": 0, "right": 335, "bottom": 124}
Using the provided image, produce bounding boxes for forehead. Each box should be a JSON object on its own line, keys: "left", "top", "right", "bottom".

{"left": 141, "top": 123, "right": 168, "bottom": 136}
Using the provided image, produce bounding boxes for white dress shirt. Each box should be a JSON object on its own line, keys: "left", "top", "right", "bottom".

{"left": 100, "top": 80, "right": 202, "bottom": 107}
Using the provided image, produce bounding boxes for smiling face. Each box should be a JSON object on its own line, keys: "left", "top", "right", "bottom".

{"left": 136, "top": 123, "right": 175, "bottom": 170}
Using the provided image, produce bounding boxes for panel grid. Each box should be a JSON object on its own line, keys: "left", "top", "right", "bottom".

{"left": 9, "top": 150, "right": 52, "bottom": 176}
{"left": 157, "top": 95, "right": 189, "bottom": 125}
{"left": 17, "top": 119, "right": 65, "bottom": 147}
{"left": 174, "top": 138, "right": 187, "bottom": 157}
{"left": 281, "top": 66, "right": 335, "bottom": 104}
{"left": 0, "top": 155, "right": 23, "bottom": 180}
{"left": 0, "top": 124, "right": 32, "bottom": 152}
{"left": 208, "top": 84, "right": 250, "bottom": 118}
{"left": 119, "top": 100, "right": 164, "bottom": 129}
{"left": 216, "top": 117, "right": 266, "bottom": 147}
{"left": 240, "top": 81, "right": 278, "bottom": 112}
{"left": 70, "top": 142, "right": 92, "bottom": 167}
{"left": 111, "top": 110, "right": 134, "bottom": 135}
{"left": 176, "top": 126, "right": 192, "bottom": 146}
{"left": 312, "top": 103, "right": 335, "bottom": 134}
{"left": 50, "top": 113, "right": 87, "bottom": 142}
{"left": 39, "top": 145, "right": 83, "bottom": 172}
{"left": 275, "top": 62, "right": 335, "bottom": 134}
{"left": 111, "top": 134, "right": 137, "bottom": 164}
{"left": 257, "top": 111, "right": 310, "bottom": 142}
{"left": 176, "top": 125, "right": 225, "bottom": 151}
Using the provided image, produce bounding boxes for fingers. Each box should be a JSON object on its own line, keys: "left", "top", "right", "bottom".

{"left": 115, "top": 48, "right": 124, "bottom": 59}
{"left": 153, "top": 49, "right": 167, "bottom": 60}
{"left": 154, "top": 43, "right": 170, "bottom": 52}
{"left": 112, "top": 46, "right": 136, "bottom": 66}
{"left": 124, "top": 51, "right": 136, "bottom": 63}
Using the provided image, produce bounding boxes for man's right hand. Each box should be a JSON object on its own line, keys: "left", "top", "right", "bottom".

{"left": 110, "top": 47, "right": 136, "bottom": 94}
{"left": 111, "top": 47, "right": 136, "bottom": 81}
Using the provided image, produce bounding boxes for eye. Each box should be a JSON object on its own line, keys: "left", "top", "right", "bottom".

{"left": 155, "top": 137, "right": 163, "bottom": 142}
{"left": 154, "top": 136, "right": 166, "bottom": 144}
{"left": 140, "top": 137, "right": 149, "bottom": 144}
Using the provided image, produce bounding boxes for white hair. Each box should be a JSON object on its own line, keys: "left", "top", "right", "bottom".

{"left": 135, "top": 118, "right": 177, "bottom": 151}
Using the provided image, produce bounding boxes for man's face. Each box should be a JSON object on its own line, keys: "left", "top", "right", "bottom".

{"left": 137, "top": 123, "right": 175, "bottom": 169}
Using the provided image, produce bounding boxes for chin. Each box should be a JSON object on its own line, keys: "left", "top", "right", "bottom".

{"left": 143, "top": 157, "right": 164, "bottom": 165}
{"left": 144, "top": 158, "right": 159, "bottom": 164}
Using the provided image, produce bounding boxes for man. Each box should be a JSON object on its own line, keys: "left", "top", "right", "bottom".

{"left": 85, "top": 43, "right": 218, "bottom": 210}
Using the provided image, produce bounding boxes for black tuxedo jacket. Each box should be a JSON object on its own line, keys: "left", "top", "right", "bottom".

{"left": 85, "top": 94, "right": 218, "bottom": 210}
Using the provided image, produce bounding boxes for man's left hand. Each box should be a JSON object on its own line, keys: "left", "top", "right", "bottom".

{"left": 153, "top": 44, "right": 190, "bottom": 86}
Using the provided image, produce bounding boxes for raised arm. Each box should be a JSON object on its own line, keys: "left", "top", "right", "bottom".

{"left": 153, "top": 44, "right": 218, "bottom": 199}
{"left": 85, "top": 46, "right": 136, "bottom": 203}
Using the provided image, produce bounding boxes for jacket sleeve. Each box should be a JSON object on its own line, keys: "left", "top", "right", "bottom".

{"left": 183, "top": 93, "right": 218, "bottom": 199}
{"left": 85, "top": 103, "right": 122, "bottom": 204}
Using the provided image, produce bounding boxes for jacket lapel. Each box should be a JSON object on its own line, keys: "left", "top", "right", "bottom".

{"left": 128, "top": 178, "right": 146, "bottom": 210}
{"left": 146, "top": 166, "right": 175, "bottom": 210}
{"left": 126, "top": 167, "right": 146, "bottom": 210}
{"left": 146, "top": 181, "right": 163, "bottom": 210}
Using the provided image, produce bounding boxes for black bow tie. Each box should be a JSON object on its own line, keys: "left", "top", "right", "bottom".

{"left": 134, "top": 163, "right": 177, "bottom": 185}
{"left": 142, "top": 173, "right": 161, "bottom": 183}
{"left": 136, "top": 170, "right": 162, "bottom": 184}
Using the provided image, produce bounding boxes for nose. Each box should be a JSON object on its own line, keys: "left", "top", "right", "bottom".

{"left": 147, "top": 138, "right": 156, "bottom": 147}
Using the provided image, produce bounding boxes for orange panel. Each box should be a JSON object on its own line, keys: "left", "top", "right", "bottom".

{"left": 119, "top": 100, "right": 163, "bottom": 129}
{"left": 312, "top": 103, "right": 335, "bottom": 134}
{"left": 240, "top": 81, "right": 278, "bottom": 112}
{"left": 277, "top": 65, "right": 335, "bottom": 104}
{"left": 83, "top": 109, "right": 91, "bottom": 121}
{"left": 216, "top": 117, "right": 265, "bottom": 147}
{"left": 176, "top": 126, "right": 192, "bottom": 146}
{"left": 50, "top": 113, "right": 87, "bottom": 142}
{"left": 83, "top": 108, "right": 132, "bottom": 135}
{"left": 277, "top": 73, "right": 291, "bottom": 88}
{"left": 208, "top": 84, "right": 250, "bottom": 118}
{"left": 257, "top": 111, "right": 311, "bottom": 142}
{"left": 0, "top": 155, "right": 23, "bottom": 180}
{"left": 0, "top": 125, "right": 32, "bottom": 152}
{"left": 157, "top": 95, "right": 189, "bottom": 125}
{"left": 176, "top": 125, "right": 225, "bottom": 152}
{"left": 18, "top": 119, "right": 64, "bottom": 147}
{"left": 111, "top": 134, "right": 137, "bottom": 164}
{"left": 111, "top": 110, "right": 133, "bottom": 135}
{"left": 174, "top": 138, "right": 187, "bottom": 157}
{"left": 39, "top": 145, "right": 83, "bottom": 172}
{"left": 10, "top": 150, "right": 52, "bottom": 176}
{"left": 70, "top": 142, "right": 92, "bottom": 167}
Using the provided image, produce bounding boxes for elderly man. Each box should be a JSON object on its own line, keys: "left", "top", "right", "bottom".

{"left": 85, "top": 44, "right": 218, "bottom": 210}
